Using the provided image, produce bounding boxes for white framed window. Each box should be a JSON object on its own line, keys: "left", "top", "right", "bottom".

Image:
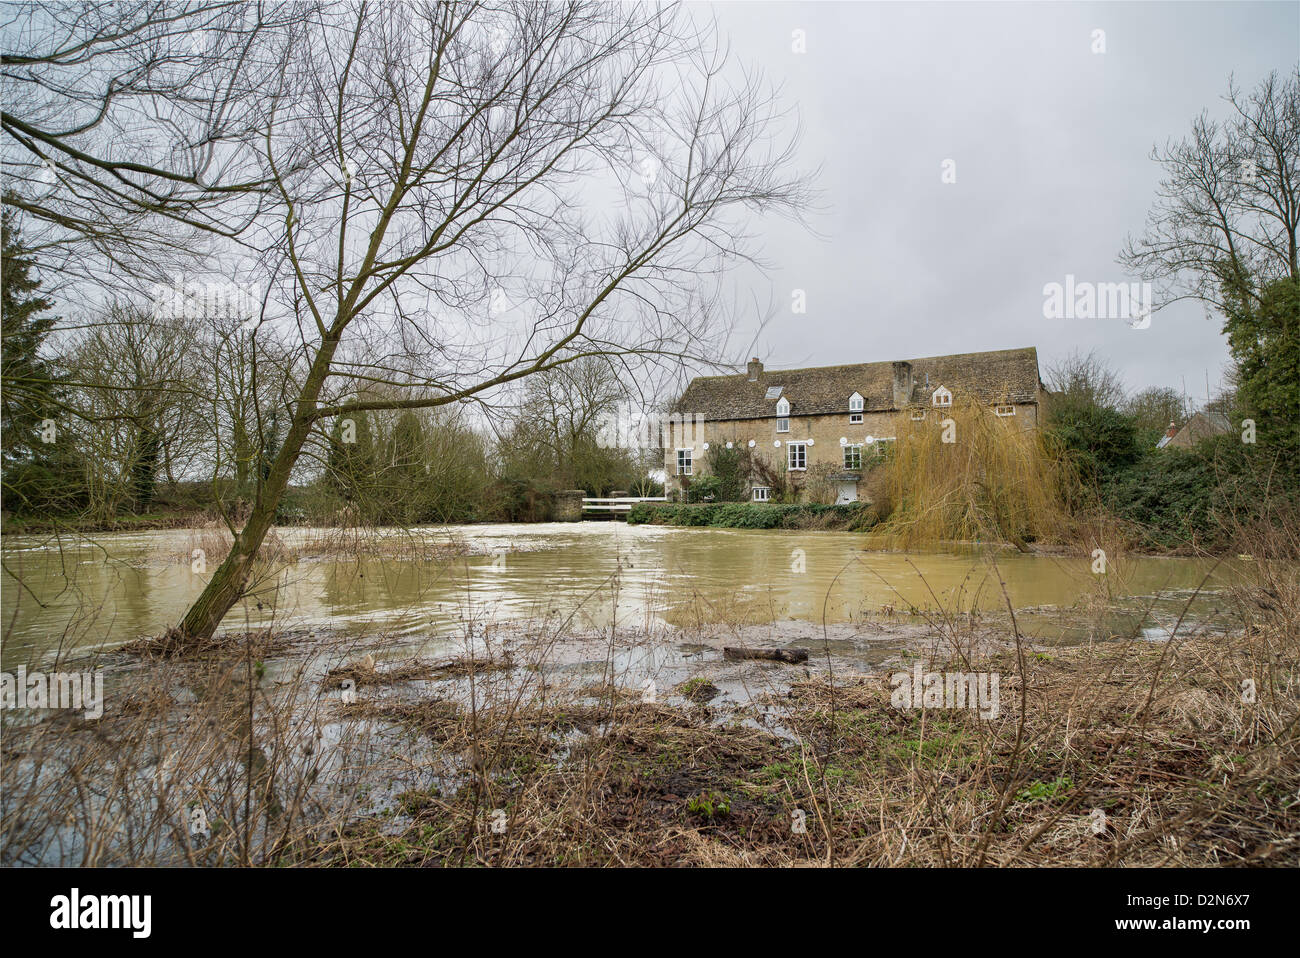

{"left": 843, "top": 444, "right": 863, "bottom": 471}
{"left": 676, "top": 448, "right": 693, "bottom": 476}
{"left": 752, "top": 486, "right": 770, "bottom": 502}
{"left": 775, "top": 396, "right": 790, "bottom": 433}
{"left": 995, "top": 404, "right": 1016, "bottom": 417}
{"left": 787, "top": 441, "right": 807, "bottom": 471}
{"left": 848, "top": 392, "right": 864, "bottom": 424}
{"left": 910, "top": 409, "right": 926, "bottom": 421}
{"left": 932, "top": 385, "right": 952, "bottom": 407}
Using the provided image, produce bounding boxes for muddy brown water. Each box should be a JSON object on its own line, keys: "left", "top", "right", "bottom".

{"left": 0, "top": 523, "right": 1242, "bottom": 669}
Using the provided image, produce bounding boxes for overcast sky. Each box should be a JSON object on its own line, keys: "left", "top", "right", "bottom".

{"left": 703, "top": 0, "right": 1298, "bottom": 404}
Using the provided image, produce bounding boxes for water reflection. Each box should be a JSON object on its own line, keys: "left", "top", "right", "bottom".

{"left": 1, "top": 523, "right": 1239, "bottom": 667}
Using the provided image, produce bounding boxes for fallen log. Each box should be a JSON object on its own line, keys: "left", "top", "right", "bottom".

{"left": 723, "top": 646, "right": 810, "bottom": 664}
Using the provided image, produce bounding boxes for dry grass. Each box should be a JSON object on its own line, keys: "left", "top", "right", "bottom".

{"left": 315, "top": 623, "right": 1297, "bottom": 867}
{"left": 120, "top": 626, "right": 294, "bottom": 660}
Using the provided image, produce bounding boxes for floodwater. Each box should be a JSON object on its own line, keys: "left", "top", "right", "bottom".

{"left": 0, "top": 522, "right": 1242, "bottom": 668}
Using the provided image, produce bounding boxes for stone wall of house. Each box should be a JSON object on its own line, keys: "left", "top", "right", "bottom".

{"left": 661, "top": 401, "right": 1041, "bottom": 497}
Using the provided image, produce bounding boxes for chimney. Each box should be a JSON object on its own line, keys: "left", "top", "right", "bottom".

{"left": 891, "top": 361, "right": 913, "bottom": 409}
{"left": 747, "top": 357, "right": 763, "bottom": 382}
{"left": 1165, "top": 421, "right": 1178, "bottom": 439}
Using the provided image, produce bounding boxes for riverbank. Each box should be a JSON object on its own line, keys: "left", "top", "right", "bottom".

{"left": 1, "top": 503, "right": 872, "bottom": 537}
{"left": 320, "top": 635, "right": 1297, "bottom": 867}
{"left": 3, "top": 501, "right": 1287, "bottom": 561}
{"left": 4, "top": 560, "right": 1295, "bottom": 866}
{"left": 0, "top": 508, "right": 212, "bottom": 536}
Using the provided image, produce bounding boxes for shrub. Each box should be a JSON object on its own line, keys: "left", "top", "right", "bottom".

{"left": 1102, "top": 434, "right": 1296, "bottom": 552}
{"left": 626, "top": 501, "right": 868, "bottom": 530}
{"left": 1046, "top": 396, "right": 1140, "bottom": 485}
{"left": 704, "top": 444, "right": 752, "bottom": 501}
{"left": 686, "top": 474, "right": 724, "bottom": 503}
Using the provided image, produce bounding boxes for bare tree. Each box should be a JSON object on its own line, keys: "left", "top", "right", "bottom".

{"left": 1119, "top": 69, "right": 1300, "bottom": 312}
{"left": 161, "top": 1, "right": 810, "bottom": 642}
{"left": 192, "top": 311, "right": 298, "bottom": 503}
{"left": 1044, "top": 349, "right": 1128, "bottom": 410}
{"left": 1123, "top": 386, "right": 1191, "bottom": 433}
{"left": 1, "top": 1, "right": 312, "bottom": 288}
{"left": 65, "top": 304, "right": 202, "bottom": 515}
{"left": 496, "top": 355, "right": 639, "bottom": 493}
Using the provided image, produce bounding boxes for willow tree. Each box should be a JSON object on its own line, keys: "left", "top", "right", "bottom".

{"left": 165, "top": 1, "right": 809, "bottom": 642}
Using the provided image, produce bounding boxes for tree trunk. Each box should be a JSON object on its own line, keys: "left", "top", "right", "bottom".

{"left": 177, "top": 340, "right": 338, "bottom": 642}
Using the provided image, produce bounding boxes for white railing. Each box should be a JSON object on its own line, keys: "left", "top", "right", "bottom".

{"left": 581, "top": 496, "right": 667, "bottom": 514}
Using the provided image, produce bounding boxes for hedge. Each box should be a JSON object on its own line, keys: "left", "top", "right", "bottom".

{"left": 625, "top": 501, "right": 869, "bottom": 530}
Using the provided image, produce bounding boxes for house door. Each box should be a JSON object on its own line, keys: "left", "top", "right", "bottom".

{"left": 836, "top": 481, "right": 858, "bottom": 504}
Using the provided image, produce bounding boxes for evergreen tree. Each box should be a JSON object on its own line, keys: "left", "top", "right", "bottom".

{"left": 327, "top": 412, "right": 377, "bottom": 506}
{"left": 1, "top": 202, "right": 59, "bottom": 463}
{"left": 1, "top": 201, "right": 83, "bottom": 513}
{"left": 1222, "top": 275, "right": 1300, "bottom": 468}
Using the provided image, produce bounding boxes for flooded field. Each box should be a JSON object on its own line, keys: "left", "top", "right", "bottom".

{"left": 1, "top": 523, "right": 1285, "bottom": 869}
{"left": 1, "top": 522, "right": 1241, "bottom": 668}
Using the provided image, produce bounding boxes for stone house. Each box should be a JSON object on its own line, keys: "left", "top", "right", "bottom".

{"left": 661, "top": 347, "right": 1047, "bottom": 503}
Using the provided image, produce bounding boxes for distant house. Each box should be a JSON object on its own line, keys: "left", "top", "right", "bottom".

{"left": 1156, "top": 411, "right": 1231, "bottom": 450}
{"left": 662, "top": 347, "right": 1046, "bottom": 504}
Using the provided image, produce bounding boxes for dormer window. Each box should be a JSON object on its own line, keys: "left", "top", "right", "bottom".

{"left": 931, "top": 386, "right": 952, "bottom": 407}
{"left": 775, "top": 396, "right": 790, "bottom": 433}
{"left": 849, "top": 392, "right": 864, "bottom": 424}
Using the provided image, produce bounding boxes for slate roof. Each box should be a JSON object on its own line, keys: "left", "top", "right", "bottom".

{"left": 1164, "top": 411, "right": 1231, "bottom": 449}
{"left": 672, "top": 347, "right": 1043, "bottom": 422}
